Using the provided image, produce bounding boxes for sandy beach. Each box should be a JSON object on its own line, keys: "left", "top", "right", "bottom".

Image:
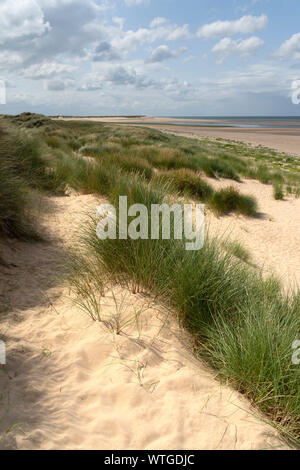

{"left": 153, "top": 126, "right": 300, "bottom": 158}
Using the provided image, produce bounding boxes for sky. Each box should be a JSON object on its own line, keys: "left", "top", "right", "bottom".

{"left": 1, "top": 0, "right": 300, "bottom": 116}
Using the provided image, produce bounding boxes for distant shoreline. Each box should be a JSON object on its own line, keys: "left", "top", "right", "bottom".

{"left": 56, "top": 115, "right": 300, "bottom": 156}
{"left": 53, "top": 115, "right": 300, "bottom": 127}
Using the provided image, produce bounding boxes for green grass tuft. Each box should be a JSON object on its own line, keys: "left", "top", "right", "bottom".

{"left": 222, "top": 239, "right": 252, "bottom": 263}
{"left": 156, "top": 169, "right": 214, "bottom": 201}
{"left": 209, "top": 186, "right": 258, "bottom": 216}
{"left": 273, "top": 183, "right": 284, "bottom": 200}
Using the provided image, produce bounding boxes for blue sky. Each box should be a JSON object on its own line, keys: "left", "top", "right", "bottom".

{"left": 1, "top": 0, "right": 300, "bottom": 116}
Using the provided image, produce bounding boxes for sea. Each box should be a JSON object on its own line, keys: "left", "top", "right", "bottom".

{"left": 154, "top": 116, "right": 300, "bottom": 129}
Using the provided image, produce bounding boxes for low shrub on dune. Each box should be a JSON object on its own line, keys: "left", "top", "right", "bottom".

{"left": 196, "top": 157, "right": 241, "bottom": 181}
{"left": 255, "top": 165, "right": 273, "bottom": 184}
{"left": 209, "top": 186, "right": 258, "bottom": 216}
{"left": 156, "top": 169, "right": 214, "bottom": 202}
{"left": 111, "top": 154, "right": 153, "bottom": 180}
{"left": 273, "top": 183, "right": 284, "bottom": 200}
{"left": 143, "top": 147, "right": 192, "bottom": 170}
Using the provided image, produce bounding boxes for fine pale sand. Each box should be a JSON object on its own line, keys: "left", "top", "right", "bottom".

{"left": 58, "top": 116, "right": 300, "bottom": 156}
{"left": 205, "top": 178, "right": 300, "bottom": 289}
{"left": 0, "top": 193, "right": 289, "bottom": 450}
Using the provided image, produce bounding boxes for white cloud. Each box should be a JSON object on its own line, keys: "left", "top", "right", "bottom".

{"left": 93, "top": 41, "right": 122, "bottom": 61}
{"left": 150, "top": 17, "right": 167, "bottom": 28}
{"left": 103, "top": 65, "right": 156, "bottom": 88}
{"left": 0, "top": 51, "right": 23, "bottom": 69}
{"left": 112, "top": 20, "right": 191, "bottom": 53}
{"left": 0, "top": 0, "right": 50, "bottom": 44}
{"left": 0, "top": 0, "right": 107, "bottom": 68}
{"left": 23, "top": 62, "right": 77, "bottom": 79}
{"left": 146, "top": 45, "right": 187, "bottom": 63}
{"left": 183, "top": 55, "right": 195, "bottom": 63}
{"left": 0, "top": 1, "right": 190, "bottom": 71}
{"left": 197, "top": 14, "right": 268, "bottom": 38}
{"left": 167, "top": 24, "right": 190, "bottom": 41}
{"left": 124, "top": 0, "right": 150, "bottom": 6}
{"left": 77, "top": 80, "right": 103, "bottom": 92}
{"left": 113, "top": 17, "right": 125, "bottom": 29}
{"left": 275, "top": 33, "right": 300, "bottom": 60}
{"left": 212, "top": 36, "right": 264, "bottom": 61}
{"left": 45, "top": 78, "right": 75, "bottom": 91}
{"left": 209, "top": 63, "right": 294, "bottom": 100}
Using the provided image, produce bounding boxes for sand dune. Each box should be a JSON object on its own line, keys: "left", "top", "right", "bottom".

{"left": 0, "top": 192, "right": 289, "bottom": 450}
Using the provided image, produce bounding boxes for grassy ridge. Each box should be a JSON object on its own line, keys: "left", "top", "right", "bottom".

{"left": 43, "top": 121, "right": 260, "bottom": 216}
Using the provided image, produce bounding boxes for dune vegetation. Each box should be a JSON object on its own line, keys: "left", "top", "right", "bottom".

{"left": 1, "top": 113, "right": 300, "bottom": 445}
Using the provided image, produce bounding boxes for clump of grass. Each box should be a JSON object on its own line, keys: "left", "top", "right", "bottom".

{"left": 84, "top": 174, "right": 172, "bottom": 293}
{"left": 197, "top": 157, "right": 240, "bottom": 181}
{"left": 222, "top": 239, "right": 252, "bottom": 264}
{"left": 45, "top": 135, "right": 64, "bottom": 149}
{"left": 112, "top": 154, "right": 153, "bottom": 180}
{"left": 0, "top": 123, "right": 61, "bottom": 238}
{"left": 142, "top": 147, "right": 191, "bottom": 170}
{"left": 255, "top": 165, "right": 273, "bottom": 184}
{"left": 67, "top": 254, "right": 105, "bottom": 322}
{"left": 79, "top": 145, "right": 102, "bottom": 157}
{"left": 0, "top": 161, "right": 33, "bottom": 238}
{"left": 109, "top": 171, "right": 168, "bottom": 208}
{"left": 203, "top": 291, "right": 300, "bottom": 442}
{"left": 209, "top": 186, "right": 258, "bottom": 216}
{"left": 80, "top": 145, "right": 154, "bottom": 180}
{"left": 273, "top": 183, "right": 284, "bottom": 200}
{"left": 157, "top": 169, "right": 214, "bottom": 202}
{"left": 68, "top": 139, "right": 81, "bottom": 151}
{"left": 58, "top": 155, "right": 119, "bottom": 196}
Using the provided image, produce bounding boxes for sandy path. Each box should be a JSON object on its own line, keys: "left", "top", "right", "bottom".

{"left": 0, "top": 193, "right": 287, "bottom": 450}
